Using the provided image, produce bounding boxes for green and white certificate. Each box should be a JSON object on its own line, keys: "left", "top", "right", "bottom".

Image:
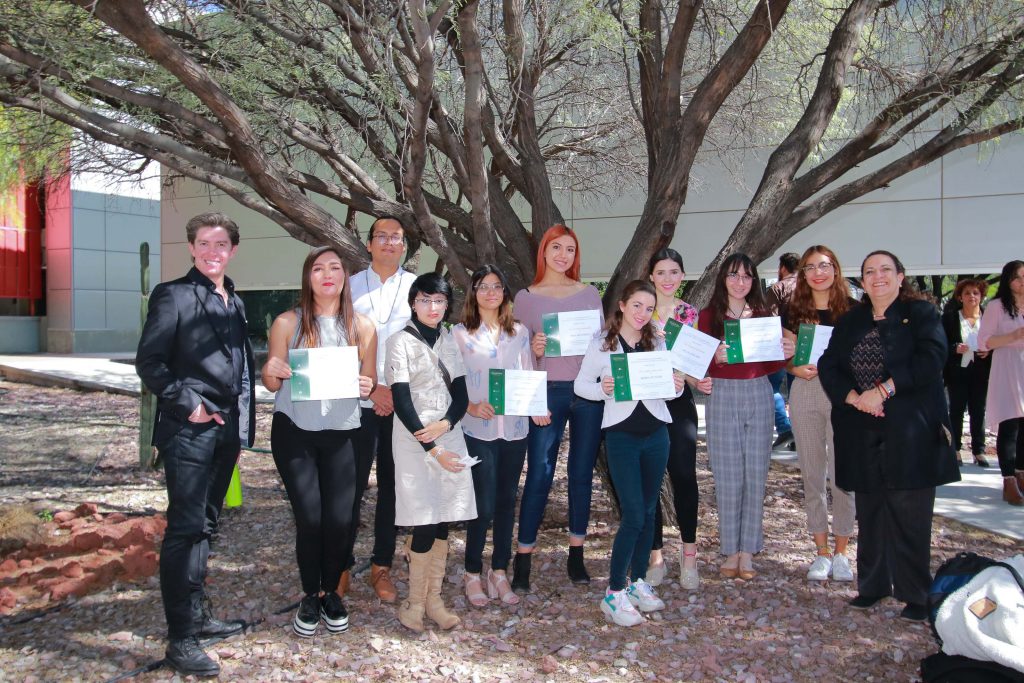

{"left": 610, "top": 350, "right": 676, "bottom": 401}
{"left": 663, "top": 318, "right": 720, "bottom": 378}
{"left": 792, "top": 323, "right": 834, "bottom": 366}
{"left": 723, "top": 317, "right": 784, "bottom": 363}
{"left": 488, "top": 369, "right": 548, "bottom": 416}
{"left": 542, "top": 310, "right": 601, "bottom": 357}
{"left": 289, "top": 346, "right": 360, "bottom": 401}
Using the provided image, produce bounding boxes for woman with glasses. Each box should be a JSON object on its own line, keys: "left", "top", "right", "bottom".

{"left": 781, "top": 246, "right": 857, "bottom": 582}
{"left": 511, "top": 224, "right": 604, "bottom": 591}
{"left": 645, "top": 249, "right": 708, "bottom": 590}
{"left": 978, "top": 260, "right": 1024, "bottom": 505}
{"left": 261, "top": 246, "right": 377, "bottom": 637}
{"left": 698, "top": 253, "right": 794, "bottom": 581}
{"left": 452, "top": 265, "right": 533, "bottom": 607}
{"left": 818, "top": 250, "right": 958, "bottom": 622}
{"left": 942, "top": 279, "right": 991, "bottom": 467}
{"left": 385, "top": 273, "right": 475, "bottom": 632}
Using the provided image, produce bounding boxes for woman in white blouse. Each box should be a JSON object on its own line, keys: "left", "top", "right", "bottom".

{"left": 452, "top": 265, "right": 534, "bottom": 607}
{"left": 574, "top": 280, "right": 684, "bottom": 626}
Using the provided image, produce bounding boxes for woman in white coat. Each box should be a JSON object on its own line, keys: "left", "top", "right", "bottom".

{"left": 386, "top": 273, "right": 476, "bottom": 631}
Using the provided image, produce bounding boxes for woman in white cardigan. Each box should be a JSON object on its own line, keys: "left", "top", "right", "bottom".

{"left": 575, "top": 280, "right": 684, "bottom": 627}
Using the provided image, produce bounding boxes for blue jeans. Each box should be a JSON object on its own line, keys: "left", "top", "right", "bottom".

{"left": 768, "top": 368, "right": 792, "bottom": 435}
{"left": 517, "top": 381, "right": 604, "bottom": 546}
{"left": 605, "top": 427, "right": 670, "bottom": 591}
{"left": 464, "top": 436, "right": 528, "bottom": 573}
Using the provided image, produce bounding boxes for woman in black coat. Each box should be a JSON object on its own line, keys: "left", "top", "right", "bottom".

{"left": 941, "top": 279, "right": 992, "bottom": 466}
{"left": 818, "top": 250, "right": 959, "bottom": 623}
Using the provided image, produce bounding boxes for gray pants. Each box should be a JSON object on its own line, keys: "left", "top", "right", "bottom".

{"left": 706, "top": 376, "right": 773, "bottom": 555}
{"left": 789, "top": 376, "right": 855, "bottom": 537}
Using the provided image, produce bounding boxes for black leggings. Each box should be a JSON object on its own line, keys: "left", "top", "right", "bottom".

{"left": 271, "top": 412, "right": 357, "bottom": 596}
{"left": 946, "top": 365, "right": 988, "bottom": 455}
{"left": 653, "top": 387, "right": 700, "bottom": 548}
{"left": 996, "top": 417, "right": 1024, "bottom": 477}
{"left": 410, "top": 522, "right": 449, "bottom": 554}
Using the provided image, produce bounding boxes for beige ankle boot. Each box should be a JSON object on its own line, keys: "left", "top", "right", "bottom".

{"left": 398, "top": 541, "right": 430, "bottom": 632}
{"left": 425, "top": 539, "right": 460, "bottom": 630}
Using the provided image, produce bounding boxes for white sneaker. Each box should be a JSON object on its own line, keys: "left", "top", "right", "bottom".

{"left": 627, "top": 579, "right": 666, "bottom": 612}
{"left": 807, "top": 555, "right": 832, "bottom": 581}
{"left": 646, "top": 560, "right": 666, "bottom": 587}
{"left": 679, "top": 548, "right": 700, "bottom": 590}
{"left": 601, "top": 589, "right": 645, "bottom": 626}
{"left": 830, "top": 554, "right": 854, "bottom": 582}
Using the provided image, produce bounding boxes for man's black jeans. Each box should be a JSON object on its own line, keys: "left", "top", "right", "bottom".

{"left": 159, "top": 411, "right": 239, "bottom": 639}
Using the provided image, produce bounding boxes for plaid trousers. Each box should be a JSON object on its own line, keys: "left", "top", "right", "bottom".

{"left": 706, "top": 376, "right": 773, "bottom": 555}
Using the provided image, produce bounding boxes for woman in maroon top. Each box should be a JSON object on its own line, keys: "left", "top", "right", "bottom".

{"left": 697, "top": 253, "right": 794, "bottom": 580}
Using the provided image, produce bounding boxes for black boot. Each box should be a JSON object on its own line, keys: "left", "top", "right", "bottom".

{"left": 192, "top": 595, "right": 243, "bottom": 639}
{"left": 567, "top": 546, "right": 590, "bottom": 584}
{"left": 165, "top": 635, "right": 220, "bottom": 677}
{"left": 510, "top": 552, "right": 531, "bottom": 593}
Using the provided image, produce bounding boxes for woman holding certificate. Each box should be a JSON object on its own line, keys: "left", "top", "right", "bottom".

{"left": 575, "top": 281, "right": 685, "bottom": 626}
{"left": 386, "top": 273, "right": 475, "bottom": 632}
{"left": 452, "top": 265, "right": 534, "bottom": 607}
{"left": 262, "top": 246, "right": 377, "bottom": 638}
{"left": 646, "top": 249, "right": 707, "bottom": 590}
{"left": 978, "top": 260, "right": 1024, "bottom": 506}
{"left": 818, "top": 250, "right": 958, "bottom": 622}
{"left": 781, "top": 245, "right": 857, "bottom": 582}
{"left": 697, "top": 253, "right": 794, "bottom": 581}
{"left": 512, "top": 225, "right": 604, "bottom": 591}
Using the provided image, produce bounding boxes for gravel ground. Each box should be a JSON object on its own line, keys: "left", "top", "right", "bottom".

{"left": 0, "top": 379, "right": 1020, "bottom": 682}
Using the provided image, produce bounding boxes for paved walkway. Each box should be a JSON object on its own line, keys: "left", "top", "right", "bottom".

{"left": 2, "top": 353, "right": 1022, "bottom": 541}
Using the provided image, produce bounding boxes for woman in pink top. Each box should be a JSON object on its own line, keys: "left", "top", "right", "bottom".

{"left": 978, "top": 260, "right": 1024, "bottom": 506}
{"left": 510, "top": 224, "right": 604, "bottom": 592}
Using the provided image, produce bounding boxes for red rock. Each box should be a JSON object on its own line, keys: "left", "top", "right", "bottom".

{"left": 73, "top": 503, "right": 99, "bottom": 517}
{"left": 71, "top": 532, "right": 103, "bottom": 552}
{"left": 53, "top": 511, "right": 76, "bottom": 524}
{"left": 92, "top": 513, "right": 104, "bottom": 522}
{"left": 106, "top": 513, "right": 128, "bottom": 524}
{"left": 122, "top": 547, "right": 158, "bottom": 578}
{"left": 18, "top": 559, "right": 33, "bottom": 569}
{"left": 60, "top": 561, "right": 84, "bottom": 578}
{"left": 0, "top": 558, "right": 17, "bottom": 573}
{"left": 49, "top": 576, "right": 95, "bottom": 601}
{"left": 0, "top": 587, "right": 17, "bottom": 608}
{"left": 113, "top": 526, "right": 145, "bottom": 549}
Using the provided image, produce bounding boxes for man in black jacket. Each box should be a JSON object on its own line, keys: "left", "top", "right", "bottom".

{"left": 137, "top": 212, "right": 255, "bottom": 677}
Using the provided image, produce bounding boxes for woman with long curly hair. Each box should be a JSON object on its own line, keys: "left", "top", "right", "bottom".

{"left": 782, "top": 245, "right": 857, "bottom": 582}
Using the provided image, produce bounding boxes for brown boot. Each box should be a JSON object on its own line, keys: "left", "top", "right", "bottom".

{"left": 398, "top": 544, "right": 429, "bottom": 632}
{"left": 424, "top": 540, "right": 460, "bottom": 630}
{"left": 1003, "top": 476, "right": 1024, "bottom": 506}
{"left": 369, "top": 563, "right": 398, "bottom": 603}
{"left": 1016, "top": 471, "right": 1024, "bottom": 497}
{"left": 337, "top": 569, "right": 350, "bottom": 597}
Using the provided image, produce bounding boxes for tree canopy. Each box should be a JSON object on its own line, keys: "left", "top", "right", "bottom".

{"left": 1, "top": 0, "right": 1020, "bottom": 306}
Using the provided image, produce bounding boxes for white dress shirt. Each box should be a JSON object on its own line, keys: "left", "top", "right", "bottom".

{"left": 350, "top": 266, "right": 417, "bottom": 407}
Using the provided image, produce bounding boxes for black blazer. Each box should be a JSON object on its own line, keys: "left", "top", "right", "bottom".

{"left": 137, "top": 267, "right": 256, "bottom": 447}
{"left": 940, "top": 307, "right": 991, "bottom": 385}
{"left": 818, "top": 298, "right": 959, "bottom": 492}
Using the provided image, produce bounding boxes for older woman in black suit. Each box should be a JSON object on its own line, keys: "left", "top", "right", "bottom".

{"left": 942, "top": 279, "right": 992, "bottom": 466}
{"left": 818, "top": 250, "right": 959, "bottom": 623}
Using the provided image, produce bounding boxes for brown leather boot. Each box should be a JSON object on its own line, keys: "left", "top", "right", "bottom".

{"left": 369, "top": 563, "right": 398, "bottom": 603}
{"left": 337, "top": 569, "right": 350, "bottom": 597}
{"left": 424, "top": 539, "right": 460, "bottom": 630}
{"left": 398, "top": 546, "right": 429, "bottom": 632}
{"left": 1016, "top": 471, "right": 1024, "bottom": 497}
{"left": 1003, "top": 476, "right": 1024, "bottom": 506}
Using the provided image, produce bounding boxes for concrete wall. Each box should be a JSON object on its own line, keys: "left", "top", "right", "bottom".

{"left": 0, "top": 317, "right": 43, "bottom": 353}
{"left": 160, "top": 134, "right": 1024, "bottom": 287}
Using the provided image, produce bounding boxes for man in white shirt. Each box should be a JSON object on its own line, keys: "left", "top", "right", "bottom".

{"left": 346, "top": 216, "right": 418, "bottom": 602}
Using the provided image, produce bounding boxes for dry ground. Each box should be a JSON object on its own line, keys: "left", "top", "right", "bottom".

{"left": 0, "top": 379, "right": 1020, "bottom": 682}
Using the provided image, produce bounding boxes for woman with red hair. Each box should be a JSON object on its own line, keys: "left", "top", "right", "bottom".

{"left": 510, "top": 225, "right": 604, "bottom": 592}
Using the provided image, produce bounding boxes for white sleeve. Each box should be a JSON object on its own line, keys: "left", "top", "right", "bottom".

{"left": 574, "top": 338, "right": 611, "bottom": 401}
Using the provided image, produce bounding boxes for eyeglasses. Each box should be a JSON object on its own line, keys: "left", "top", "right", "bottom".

{"left": 414, "top": 298, "right": 448, "bottom": 308}
{"left": 802, "top": 262, "right": 834, "bottom": 274}
{"left": 474, "top": 283, "right": 504, "bottom": 293}
{"left": 371, "top": 233, "right": 404, "bottom": 245}
{"left": 726, "top": 273, "right": 753, "bottom": 283}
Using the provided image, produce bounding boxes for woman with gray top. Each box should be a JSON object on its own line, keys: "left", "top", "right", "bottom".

{"left": 262, "top": 247, "right": 377, "bottom": 638}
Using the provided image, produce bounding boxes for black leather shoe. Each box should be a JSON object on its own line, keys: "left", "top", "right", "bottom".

{"left": 771, "top": 431, "right": 795, "bottom": 451}
{"left": 293, "top": 594, "right": 320, "bottom": 638}
{"left": 848, "top": 594, "right": 888, "bottom": 610}
{"left": 193, "top": 596, "right": 243, "bottom": 639}
{"left": 320, "top": 591, "right": 349, "bottom": 634}
{"left": 510, "top": 552, "right": 531, "bottom": 593}
{"left": 165, "top": 635, "right": 219, "bottom": 677}
{"left": 900, "top": 603, "right": 928, "bottom": 622}
{"left": 567, "top": 546, "right": 591, "bottom": 584}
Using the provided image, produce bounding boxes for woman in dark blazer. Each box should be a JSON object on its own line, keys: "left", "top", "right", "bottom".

{"left": 818, "top": 250, "right": 959, "bottom": 623}
{"left": 941, "top": 279, "right": 992, "bottom": 466}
